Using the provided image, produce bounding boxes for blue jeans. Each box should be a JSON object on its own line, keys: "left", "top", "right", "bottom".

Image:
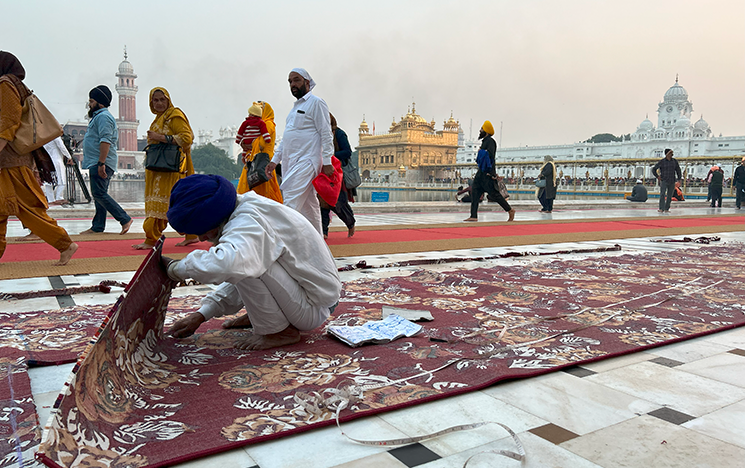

{"left": 659, "top": 180, "right": 675, "bottom": 211}
{"left": 89, "top": 166, "right": 131, "bottom": 232}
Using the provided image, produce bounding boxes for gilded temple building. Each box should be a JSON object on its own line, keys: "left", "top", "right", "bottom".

{"left": 357, "top": 103, "right": 460, "bottom": 182}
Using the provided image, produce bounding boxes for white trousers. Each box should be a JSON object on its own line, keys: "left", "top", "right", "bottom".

{"left": 280, "top": 161, "right": 322, "bottom": 235}
{"left": 199, "top": 261, "right": 331, "bottom": 335}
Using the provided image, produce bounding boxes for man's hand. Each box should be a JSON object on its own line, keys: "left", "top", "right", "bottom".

{"left": 322, "top": 164, "right": 334, "bottom": 177}
{"left": 265, "top": 161, "right": 277, "bottom": 179}
{"left": 167, "top": 312, "right": 206, "bottom": 338}
{"left": 98, "top": 165, "right": 107, "bottom": 179}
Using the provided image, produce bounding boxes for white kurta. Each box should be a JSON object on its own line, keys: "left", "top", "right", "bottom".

{"left": 272, "top": 91, "right": 334, "bottom": 235}
{"left": 42, "top": 137, "right": 70, "bottom": 203}
{"left": 173, "top": 192, "right": 341, "bottom": 335}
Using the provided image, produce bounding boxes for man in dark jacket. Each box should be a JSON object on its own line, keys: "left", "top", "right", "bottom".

{"left": 628, "top": 179, "right": 648, "bottom": 202}
{"left": 464, "top": 121, "right": 515, "bottom": 222}
{"left": 733, "top": 157, "right": 745, "bottom": 210}
{"left": 652, "top": 148, "right": 681, "bottom": 213}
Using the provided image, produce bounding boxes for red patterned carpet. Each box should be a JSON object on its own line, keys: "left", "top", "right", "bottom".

{"left": 2, "top": 242, "right": 744, "bottom": 467}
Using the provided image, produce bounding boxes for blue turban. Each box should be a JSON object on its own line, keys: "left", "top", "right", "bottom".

{"left": 167, "top": 174, "right": 237, "bottom": 235}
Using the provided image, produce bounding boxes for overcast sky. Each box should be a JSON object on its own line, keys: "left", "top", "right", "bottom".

{"left": 4, "top": 0, "right": 743, "bottom": 149}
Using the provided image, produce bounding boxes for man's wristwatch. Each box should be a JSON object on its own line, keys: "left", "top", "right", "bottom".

{"left": 97, "top": 162, "right": 105, "bottom": 167}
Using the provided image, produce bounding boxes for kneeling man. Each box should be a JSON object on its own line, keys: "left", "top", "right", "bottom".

{"left": 164, "top": 174, "right": 341, "bottom": 350}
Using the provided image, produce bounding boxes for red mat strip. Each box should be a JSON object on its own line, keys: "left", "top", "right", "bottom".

{"left": 3, "top": 216, "right": 742, "bottom": 262}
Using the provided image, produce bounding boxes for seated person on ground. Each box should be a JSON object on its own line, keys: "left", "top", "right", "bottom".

{"left": 164, "top": 174, "right": 341, "bottom": 351}
{"left": 672, "top": 181, "right": 685, "bottom": 201}
{"left": 627, "top": 179, "right": 648, "bottom": 202}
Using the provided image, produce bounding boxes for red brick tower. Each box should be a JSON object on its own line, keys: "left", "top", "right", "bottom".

{"left": 115, "top": 47, "right": 139, "bottom": 152}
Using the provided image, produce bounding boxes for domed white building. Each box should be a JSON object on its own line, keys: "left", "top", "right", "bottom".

{"left": 497, "top": 78, "right": 744, "bottom": 179}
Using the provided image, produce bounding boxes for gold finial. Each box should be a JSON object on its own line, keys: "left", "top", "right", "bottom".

{"left": 124, "top": 45, "right": 128, "bottom": 60}
{"left": 675, "top": 73, "right": 679, "bottom": 83}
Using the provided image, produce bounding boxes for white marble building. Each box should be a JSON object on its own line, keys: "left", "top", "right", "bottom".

{"left": 496, "top": 79, "right": 744, "bottom": 179}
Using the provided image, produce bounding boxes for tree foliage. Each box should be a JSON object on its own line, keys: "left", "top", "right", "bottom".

{"left": 584, "top": 133, "right": 632, "bottom": 143}
{"left": 190, "top": 143, "right": 242, "bottom": 179}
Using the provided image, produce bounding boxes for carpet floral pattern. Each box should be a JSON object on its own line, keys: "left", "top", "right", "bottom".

{"left": 10, "top": 244, "right": 744, "bottom": 467}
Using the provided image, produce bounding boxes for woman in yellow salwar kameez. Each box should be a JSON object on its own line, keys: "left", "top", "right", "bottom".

{"left": 236, "top": 101, "right": 282, "bottom": 202}
{"left": 132, "top": 87, "right": 198, "bottom": 249}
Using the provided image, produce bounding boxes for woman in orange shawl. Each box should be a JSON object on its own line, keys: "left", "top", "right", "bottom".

{"left": 132, "top": 87, "right": 198, "bottom": 249}
{"left": 236, "top": 101, "right": 282, "bottom": 202}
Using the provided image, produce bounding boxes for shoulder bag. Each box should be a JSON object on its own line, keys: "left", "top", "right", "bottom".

{"left": 246, "top": 152, "right": 271, "bottom": 189}
{"left": 535, "top": 179, "right": 547, "bottom": 188}
{"left": 1, "top": 76, "right": 63, "bottom": 154}
{"left": 144, "top": 143, "right": 182, "bottom": 172}
{"left": 342, "top": 156, "right": 361, "bottom": 189}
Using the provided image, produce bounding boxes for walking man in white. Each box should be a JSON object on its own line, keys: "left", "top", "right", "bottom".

{"left": 265, "top": 68, "right": 334, "bottom": 235}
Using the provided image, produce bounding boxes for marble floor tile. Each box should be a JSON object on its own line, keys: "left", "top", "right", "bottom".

{"left": 419, "top": 431, "right": 600, "bottom": 468}
{"left": 331, "top": 452, "right": 407, "bottom": 468}
{"left": 676, "top": 352, "right": 745, "bottom": 388}
{"left": 170, "top": 446, "right": 257, "bottom": 468}
{"left": 580, "top": 351, "right": 652, "bottom": 373}
{"left": 0, "top": 276, "right": 52, "bottom": 293}
{"left": 683, "top": 400, "right": 745, "bottom": 450}
{"left": 703, "top": 326, "right": 745, "bottom": 349}
{"left": 0, "top": 296, "right": 60, "bottom": 313}
{"left": 244, "top": 415, "right": 409, "bottom": 468}
{"left": 34, "top": 390, "right": 61, "bottom": 429}
{"left": 647, "top": 336, "right": 731, "bottom": 363}
{"left": 28, "top": 363, "right": 75, "bottom": 395}
{"left": 378, "top": 391, "right": 546, "bottom": 457}
{"left": 484, "top": 372, "right": 659, "bottom": 435}
{"left": 585, "top": 361, "right": 745, "bottom": 417}
{"left": 561, "top": 414, "right": 745, "bottom": 468}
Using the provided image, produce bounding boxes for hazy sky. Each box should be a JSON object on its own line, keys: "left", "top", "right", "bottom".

{"left": 4, "top": 0, "right": 743, "bottom": 149}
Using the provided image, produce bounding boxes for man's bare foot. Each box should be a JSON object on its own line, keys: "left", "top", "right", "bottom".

{"left": 222, "top": 314, "right": 252, "bottom": 329}
{"left": 463, "top": 217, "right": 478, "bottom": 222}
{"left": 131, "top": 242, "right": 153, "bottom": 250}
{"left": 347, "top": 225, "right": 355, "bottom": 238}
{"left": 79, "top": 228, "right": 98, "bottom": 235}
{"left": 235, "top": 325, "right": 301, "bottom": 350}
{"left": 175, "top": 237, "right": 199, "bottom": 247}
{"left": 17, "top": 233, "right": 40, "bottom": 241}
{"left": 508, "top": 209, "right": 516, "bottom": 222}
{"left": 120, "top": 219, "right": 133, "bottom": 235}
{"left": 55, "top": 243, "right": 78, "bottom": 266}
{"left": 324, "top": 233, "right": 328, "bottom": 239}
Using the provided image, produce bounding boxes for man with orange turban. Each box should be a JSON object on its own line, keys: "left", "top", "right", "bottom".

{"left": 464, "top": 120, "right": 515, "bottom": 222}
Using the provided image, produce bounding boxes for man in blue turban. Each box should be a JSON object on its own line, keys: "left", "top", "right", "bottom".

{"left": 164, "top": 174, "right": 341, "bottom": 350}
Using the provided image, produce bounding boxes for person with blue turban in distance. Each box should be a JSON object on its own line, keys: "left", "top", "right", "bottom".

{"left": 163, "top": 174, "right": 341, "bottom": 350}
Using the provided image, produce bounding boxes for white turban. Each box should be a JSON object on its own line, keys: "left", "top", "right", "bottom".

{"left": 291, "top": 67, "right": 316, "bottom": 91}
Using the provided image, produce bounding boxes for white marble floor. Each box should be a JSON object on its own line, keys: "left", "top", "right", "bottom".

{"left": 2, "top": 208, "right": 744, "bottom": 468}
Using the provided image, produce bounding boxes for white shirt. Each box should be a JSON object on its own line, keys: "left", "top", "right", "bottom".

{"left": 174, "top": 192, "right": 341, "bottom": 312}
{"left": 273, "top": 91, "right": 334, "bottom": 173}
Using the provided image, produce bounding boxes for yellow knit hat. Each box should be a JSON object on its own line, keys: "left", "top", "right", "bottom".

{"left": 248, "top": 103, "right": 262, "bottom": 117}
{"left": 482, "top": 120, "right": 495, "bottom": 135}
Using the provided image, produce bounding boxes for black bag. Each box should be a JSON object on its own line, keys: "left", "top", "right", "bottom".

{"left": 246, "top": 152, "right": 271, "bottom": 189}
{"left": 145, "top": 143, "right": 182, "bottom": 172}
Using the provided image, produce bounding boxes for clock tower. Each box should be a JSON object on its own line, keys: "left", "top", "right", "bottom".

{"left": 657, "top": 76, "right": 693, "bottom": 130}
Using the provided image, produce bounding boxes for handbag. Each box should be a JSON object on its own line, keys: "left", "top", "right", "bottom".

{"left": 144, "top": 143, "right": 182, "bottom": 172}
{"left": 246, "top": 152, "right": 271, "bottom": 189}
{"left": 495, "top": 177, "right": 509, "bottom": 199}
{"left": 313, "top": 156, "right": 343, "bottom": 206}
{"left": 535, "top": 179, "right": 547, "bottom": 188}
{"left": 342, "top": 156, "right": 361, "bottom": 189}
{"left": 1, "top": 76, "right": 63, "bottom": 154}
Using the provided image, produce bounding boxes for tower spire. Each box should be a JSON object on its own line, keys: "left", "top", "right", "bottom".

{"left": 124, "top": 45, "right": 127, "bottom": 60}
